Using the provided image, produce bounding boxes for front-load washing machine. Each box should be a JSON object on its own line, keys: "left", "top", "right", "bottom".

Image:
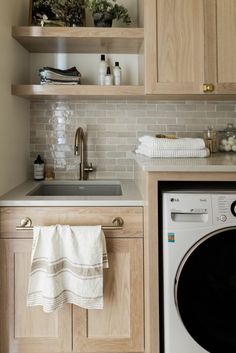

{"left": 162, "top": 191, "right": 236, "bottom": 353}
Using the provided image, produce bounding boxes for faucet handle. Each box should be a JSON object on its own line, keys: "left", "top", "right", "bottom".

{"left": 84, "top": 162, "right": 94, "bottom": 173}
{"left": 74, "top": 145, "right": 79, "bottom": 155}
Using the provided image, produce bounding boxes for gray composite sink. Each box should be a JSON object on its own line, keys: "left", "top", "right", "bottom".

{"left": 27, "top": 181, "right": 122, "bottom": 197}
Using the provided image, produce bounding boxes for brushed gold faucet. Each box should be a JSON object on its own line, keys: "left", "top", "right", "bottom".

{"left": 74, "top": 127, "right": 94, "bottom": 180}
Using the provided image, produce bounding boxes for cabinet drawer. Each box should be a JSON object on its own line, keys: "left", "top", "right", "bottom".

{"left": 0, "top": 207, "right": 143, "bottom": 239}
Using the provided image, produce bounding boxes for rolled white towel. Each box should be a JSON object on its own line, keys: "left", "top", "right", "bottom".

{"left": 139, "top": 135, "right": 206, "bottom": 150}
{"left": 136, "top": 145, "right": 210, "bottom": 158}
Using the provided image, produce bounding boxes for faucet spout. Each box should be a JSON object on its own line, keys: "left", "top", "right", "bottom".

{"left": 74, "top": 127, "right": 93, "bottom": 180}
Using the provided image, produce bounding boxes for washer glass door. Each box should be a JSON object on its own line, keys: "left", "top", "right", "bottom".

{"left": 175, "top": 227, "right": 236, "bottom": 353}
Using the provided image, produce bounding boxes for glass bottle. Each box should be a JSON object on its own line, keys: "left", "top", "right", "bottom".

{"left": 203, "top": 127, "right": 218, "bottom": 153}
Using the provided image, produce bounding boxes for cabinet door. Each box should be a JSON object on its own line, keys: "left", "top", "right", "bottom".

{"left": 0, "top": 239, "right": 72, "bottom": 353}
{"left": 213, "top": 0, "right": 236, "bottom": 93}
{"left": 73, "top": 238, "right": 144, "bottom": 353}
{"left": 145, "top": 0, "right": 205, "bottom": 94}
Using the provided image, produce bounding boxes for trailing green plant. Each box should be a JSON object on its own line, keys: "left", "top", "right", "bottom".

{"left": 32, "top": 0, "right": 85, "bottom": 26}
{"left": 85, "top": 0, "right": 131, "bottom": 25}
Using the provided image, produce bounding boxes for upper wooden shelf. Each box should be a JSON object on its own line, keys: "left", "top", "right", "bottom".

{"left": 12, "top": 84, "right": 145, "bottom": 98}
{"left": 12, "top": 26, "right": 144, "bottom": 54}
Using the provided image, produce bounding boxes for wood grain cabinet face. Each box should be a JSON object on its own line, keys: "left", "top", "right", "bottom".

{"left": 0, "top": 207, "right": 144, "bottom": 353}
{"left": 73, "top": 238, "right": 144, "bottom": 353}
{"left": 145, "top": 0, "right": 236, "bottom": 95}
{"left": 0, "top": 239, "right": 72, "bottom": 353}
{"left": 213, "top": 0, "right": 236, "bottom": 93}
{"left": 145, "top": 0, "right": 205, "bottom": 94}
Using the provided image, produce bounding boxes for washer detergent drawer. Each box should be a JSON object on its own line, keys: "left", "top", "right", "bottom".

{"left": 163, "top": 193, "right": 213, "bottom": 229}
{"left": 170, "top": 212, "right": 208, "bottom": 223}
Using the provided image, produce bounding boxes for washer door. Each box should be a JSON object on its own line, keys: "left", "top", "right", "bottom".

{"left": 175, "top": 227, "right": 236, "bottom": 353}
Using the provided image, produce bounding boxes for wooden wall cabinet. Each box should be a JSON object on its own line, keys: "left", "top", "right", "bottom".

{"left": 210, "top": 0, "right": 236, "bottom": 94}
{"left": 145, "top": 0, "right": 236, "bottom": 95}
{"left": 0, "top": 207, "right": 144, "bottom": 353}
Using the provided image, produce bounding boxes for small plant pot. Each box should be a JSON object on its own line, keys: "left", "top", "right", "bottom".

{"left": 93, "top": 12, "right": 113, "bottom": 27}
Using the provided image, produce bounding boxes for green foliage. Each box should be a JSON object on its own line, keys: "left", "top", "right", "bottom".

{"left": 32, "top": 0, "right": 85, "bottom": 26}
{"left": 85, "top": 0, "right": 131, "bottom": 24}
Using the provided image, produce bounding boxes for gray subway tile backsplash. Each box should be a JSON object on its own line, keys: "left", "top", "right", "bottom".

{"left": 30, "top": 99, "right": 236, "bottom": 180}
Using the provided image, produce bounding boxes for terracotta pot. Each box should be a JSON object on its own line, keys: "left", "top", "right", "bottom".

{"left": 93, "top": 12, "right": 113, "bottom": 27}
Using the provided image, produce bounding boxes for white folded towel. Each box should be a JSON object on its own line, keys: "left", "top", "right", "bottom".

{"left": 27, "top": 225, "right": 108, "bottom": 313}
{"left": 139, "top": 135, "right": 206, "bottom": 150}
{"left": 136, "top": 145, "right": 210, "bottom": 158}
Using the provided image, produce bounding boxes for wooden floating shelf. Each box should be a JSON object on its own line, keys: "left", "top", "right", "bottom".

{"left": 12, "top": 84, "right": 145, "bottom": 97}
{"left": 12, "top": 26, "right": 144, "bottom": 54}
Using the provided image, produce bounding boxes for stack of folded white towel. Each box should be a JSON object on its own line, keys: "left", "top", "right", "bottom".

{"left": 135, "top": 135, "right": 210, "bottom": 158}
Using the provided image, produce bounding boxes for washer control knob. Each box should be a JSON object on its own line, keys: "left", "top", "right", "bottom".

{"left": 219, "top": 215, "right": 227, "bottom": 222}
{"left": 231, "top": 201, "right": 236, "bottom": 217}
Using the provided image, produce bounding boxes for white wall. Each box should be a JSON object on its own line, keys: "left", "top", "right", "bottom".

{"left": 0, "top": 0, "right": 30, "bottom": 196}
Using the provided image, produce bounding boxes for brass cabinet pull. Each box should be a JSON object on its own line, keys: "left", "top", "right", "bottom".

{"left": 16, "top": 216, "right": 124, "bottom": 231}
{"left": 203, "top": 83, "right": 215, "bottom": 93}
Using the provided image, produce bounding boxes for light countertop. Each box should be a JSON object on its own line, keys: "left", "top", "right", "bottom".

{"left": 133, "top": 153, "right": 236, "bottom": 172}
{"left": 0, "top": 180, "right": 143, "bottom": 207}
{"left": 2, "top": 154, "right": 236, "bottom": 207}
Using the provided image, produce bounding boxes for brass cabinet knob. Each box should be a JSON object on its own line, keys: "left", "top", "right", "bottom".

{"left": 203, "top": 83, "right": 215, "bottom": 93}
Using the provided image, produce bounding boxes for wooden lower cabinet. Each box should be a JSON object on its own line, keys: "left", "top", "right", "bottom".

{"left": 0, "top": 239, "right": 72, "bottom": 353}
{"left": 73, "top": 238, "right": 144, "bottom": 353}
{"left": 0, "top": 207, "right": 144, "bottom": 353}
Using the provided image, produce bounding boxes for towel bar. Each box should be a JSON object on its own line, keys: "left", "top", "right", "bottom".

{"left": 16, "top": 216, "right": 124, "bottom": 231}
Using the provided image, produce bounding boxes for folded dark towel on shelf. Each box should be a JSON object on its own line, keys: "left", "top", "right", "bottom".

{"left": 39, "top": 66, "right": 81, "bottom": 85}
{"left": 40, "top": 72, "right": 81, "bottom": 81}
{"left": 39, "top": 66, "right": 81, "bottom": 76}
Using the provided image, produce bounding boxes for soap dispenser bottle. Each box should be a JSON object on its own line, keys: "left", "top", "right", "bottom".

{"left": 34, "top": 155, "right": 45, "bottom": 180}
{"left": 98, "top": 54, "right": 107, "bottom": 86}
{"left": 113, "top": 61, "right": 121, "bottom": 85}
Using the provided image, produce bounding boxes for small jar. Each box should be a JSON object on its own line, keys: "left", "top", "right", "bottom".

{"left": 218, "top": 123, "right": 236, "bottom": 152}
{"left": 203, "top": 127, "right": 218, "bottom": 153}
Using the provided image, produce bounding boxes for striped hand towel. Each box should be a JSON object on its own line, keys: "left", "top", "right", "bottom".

{"left": 139, "top": 135, "right": 206, "bottom": 150}
{"left": 27, "top": 225, "right": 108, "bottom": 313}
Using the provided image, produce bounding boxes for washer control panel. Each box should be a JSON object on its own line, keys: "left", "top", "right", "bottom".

{"left": 212, "top": 195, "right": 236, "bottom": 224}
{"left": 163, "top": 192, "right": 236, "bottom": 228}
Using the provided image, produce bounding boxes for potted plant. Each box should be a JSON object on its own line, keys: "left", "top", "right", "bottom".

{"left": 31, "top": 0, "right": 85, "bottom": 27}
{"left": 85, "top": 0, "right": 131, "bottom": 27}
{"left": 52, "top": 0, "right": 85, "bottom": 27}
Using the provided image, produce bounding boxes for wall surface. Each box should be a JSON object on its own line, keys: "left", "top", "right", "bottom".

{"left": 30, "top": 99, "right": 236, "bottom": 180}
{"left": 0, "top": 0, "right": 30, "bottom": 196}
